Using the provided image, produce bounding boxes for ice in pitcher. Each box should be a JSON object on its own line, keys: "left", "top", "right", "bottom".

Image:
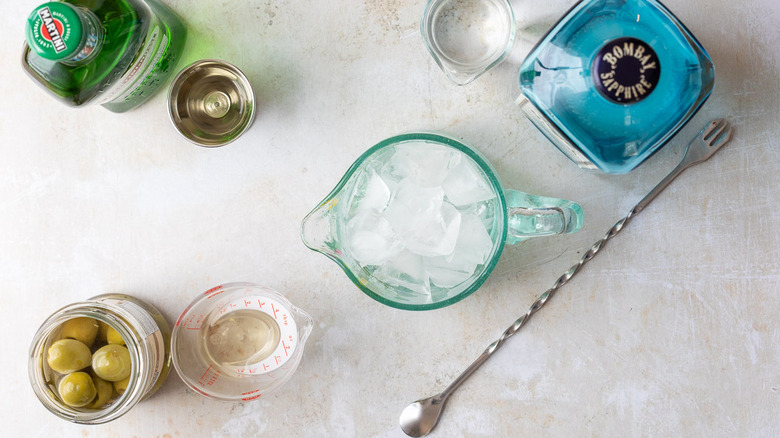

{"left": 343, "top": 141, "right": 498, "bottom": 296}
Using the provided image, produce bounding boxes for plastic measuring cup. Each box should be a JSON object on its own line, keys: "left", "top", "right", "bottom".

{"left": 301, "top": 133, "right": 583, "bottom": 311}
{"left": 171, "top": 283, "right": 313, "bottom": 401}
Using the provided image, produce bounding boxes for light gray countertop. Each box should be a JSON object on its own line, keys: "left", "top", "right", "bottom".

{"left": 2, "top": 0, "right": 778, "bottom": 436}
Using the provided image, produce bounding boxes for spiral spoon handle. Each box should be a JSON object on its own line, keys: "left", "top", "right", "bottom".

{"left": 469, "top": 119, "right": 734, "bottom": 362}
{"left": 400, "top": 119, "right": 734, "bottom": 437}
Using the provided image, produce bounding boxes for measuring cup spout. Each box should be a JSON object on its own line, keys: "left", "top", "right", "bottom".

{"left": 504, "top": 190, "right": 584, "bottom": 245}
{"left": 301, "top": 199, "right": 341, "bottom": 259}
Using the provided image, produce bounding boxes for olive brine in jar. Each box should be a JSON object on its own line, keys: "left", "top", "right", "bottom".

{"left": 29, "top": 294, "right": 171, "bottom": 424}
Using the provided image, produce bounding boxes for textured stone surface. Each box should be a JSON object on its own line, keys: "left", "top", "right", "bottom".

{"left": 2, "top": 0, "right": 778, "bottom": 436}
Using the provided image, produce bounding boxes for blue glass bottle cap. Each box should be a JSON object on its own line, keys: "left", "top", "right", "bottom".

{"left": 592, "top": 37, "right": 661, "bottom": 104}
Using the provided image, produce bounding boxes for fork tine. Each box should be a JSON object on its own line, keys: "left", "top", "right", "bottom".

{"left": 701, "top": 119, "right": 721, "bottom": 140}
{"left": 708, "top": 120, "right": 733, "bottom": 147}
{"left": 718, "top": 122, "right": 734, "bottom": 145}
{"left": 702, "top": 119, "right": 726, "bottom": 141}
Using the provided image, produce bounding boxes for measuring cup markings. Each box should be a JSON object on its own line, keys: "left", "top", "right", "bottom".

{"left": 179, "top": 313, "right": 205, "bottom": 330}
{"left": 241, "top": 389, "right": 262, "bottom": 401}
{"left": 192, "top": 386, "right": 212, "bottom": 398}
{"left": 211, "top": 296, "right": 298, "bottom": 374}
{"left": 221, "top": 303, "right": 239, "bottom": 314}
{"left": 203, "top": 285, "right": 223, "bottom": 295}
{"left": 272, "top": 303, "right": 287, "bottom": 322}
{"left": 198, "top": 364, "right": 221, "bottom": 387}
{"left": 206, "top": 290, "right": 227, "bottom": 300}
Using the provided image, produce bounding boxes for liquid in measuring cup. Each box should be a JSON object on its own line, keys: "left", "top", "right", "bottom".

{"left": 205, "top": 309, "right": 281, "bottom": 366}
{"left": 171, "top": 283, "right": 313, "bottom": 401}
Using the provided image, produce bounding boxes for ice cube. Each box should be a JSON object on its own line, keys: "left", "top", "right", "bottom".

{"left": 384, "top": 180, "right": 462, "bottom": 257}
{"left": 405, "top": 201, "right": 462, "bottom": 257}
{"left": 350, "top": 167, "right": 391, "bottom": 213}
{"left": 422, "top": 213, "right": 493, "bottom": 289}
{"left": 345, "top": 209, "right": 403, "bottom": 266}
{"left": 373, "top": 250, "right": 431, "bottom": 296}
{"left": 389, "top": 142, "right": 462, "bottom": 187}
{"left": 384, "top": 179, "right": 445, "bottom": 230}
{"left": 447, "top": 214, "right": 495, "bottom": 266}
{"left": 458, "top": 198, "right": 494, "bottom": 225}
{"left": 377, "top": 162, "right": 401, "bottom": 196}
{"left": 442, "top": 159, "right": 496, "bottom": 207}
{"left": 425, "top": 256, "right": 477, "bottom": 289}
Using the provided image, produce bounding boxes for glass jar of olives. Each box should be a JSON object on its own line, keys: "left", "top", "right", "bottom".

{"left": 29, "top": 294, "right": 171, "bottom": 424}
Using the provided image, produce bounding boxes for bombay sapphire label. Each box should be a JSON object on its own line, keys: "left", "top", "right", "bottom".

{"left": 592, "top": 37, "right": 660, "bottom": 104}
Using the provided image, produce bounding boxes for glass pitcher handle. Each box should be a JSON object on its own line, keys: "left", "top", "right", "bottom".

{"left": 504, "top": 190, "right": 584, "bottom": 245}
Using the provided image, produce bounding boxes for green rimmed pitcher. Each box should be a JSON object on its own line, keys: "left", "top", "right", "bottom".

{"left": 301, "top": 133, "right": 584, "bottom": 310}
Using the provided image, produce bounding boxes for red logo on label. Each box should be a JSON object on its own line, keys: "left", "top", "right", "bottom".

{"left": 41, "top": 18, "right": 64, "bottom": 42}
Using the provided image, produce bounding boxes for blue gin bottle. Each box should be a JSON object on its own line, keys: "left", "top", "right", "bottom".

{"left": 517, "top": 0, "right": 714, "bottom": 174}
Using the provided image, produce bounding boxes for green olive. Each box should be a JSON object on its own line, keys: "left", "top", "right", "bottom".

{"left": 98, "top": 321, "right": 125, "bottom": 345}
{"left": 113, "top": 376, "right": 130, "bottom": 396}
{"left": 106, "top": 326, "right": 125, "bottom": 345}
{"left": 47, "top": 339, "right": 92, "bottom": 374}
{"left": 88, "top": 374, "right": 114, "bottom": 409}
{"left": 98, "top": 321, "right": 110, "bottom": 340}
{"left": 59, "top": 317, "right": 99, "bottom": 347}
{"left": 57, "top": 372, "right": 97, "bottom": 407}
{"left": 92, "top": 344, "right": 132, "bottom": 382}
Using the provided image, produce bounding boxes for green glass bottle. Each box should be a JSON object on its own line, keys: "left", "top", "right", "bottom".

{"left": 22, "top": 0, "right": 187, "bottom": 113}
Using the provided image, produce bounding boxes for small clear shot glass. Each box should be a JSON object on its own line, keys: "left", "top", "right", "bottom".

{"left": 421, "top": 0, "right": 516, "bottom": 85}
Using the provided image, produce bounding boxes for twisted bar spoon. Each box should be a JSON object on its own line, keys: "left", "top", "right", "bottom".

{"left": 399, "top": 119, "right": 734, "bottom": 437}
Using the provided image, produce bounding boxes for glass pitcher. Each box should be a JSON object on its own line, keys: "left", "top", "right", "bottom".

{"left": 301, "top": 133, "right": 583, "bottom": 310}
